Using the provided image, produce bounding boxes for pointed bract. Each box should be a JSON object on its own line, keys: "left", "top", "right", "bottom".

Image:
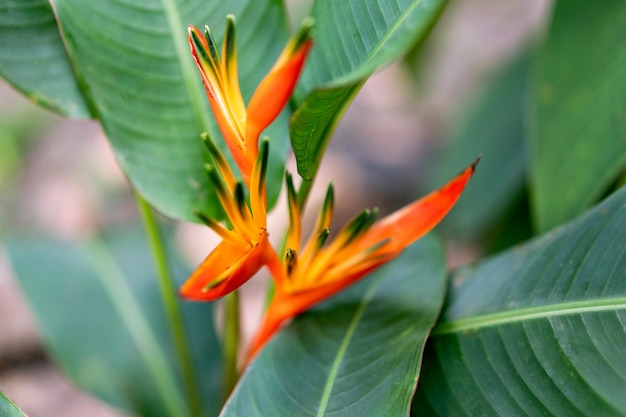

{"left": 188, "top": 18, "right": 313, "bottom": 183}
{"left": 247, "top": 159, "right": 478, "bottom": 361}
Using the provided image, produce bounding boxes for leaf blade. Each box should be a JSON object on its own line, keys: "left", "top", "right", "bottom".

{"left": 291, "top": 0, "right": 448, "bottom": 181}
{"left": 223, "top": 235, "right": 447, "bottom": 417}
{"left": 413, "top": 185, "right": 626, "bottom": 416}
{"left": 528, "top": 0, "right": 626, "bottom": 232}
{"left": 0, "top": 0, "right": 91, "bottom": 117}
{"left": 7, "top": 227, "right": 223, "bottom": 417}
{"left": 49, "top": 0, "right": 289, "bottom": 220}
{"left": 0, "top": 391, "right": 28, "bottom": 417}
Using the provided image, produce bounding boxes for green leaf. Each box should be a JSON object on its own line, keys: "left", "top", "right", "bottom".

{"left": 529, "top": 0, "right": 626, "bottom": 232}
{"left": 223, "top": 235, "right": 446, "bottom": 417}
{"left": 0, "top": 391, "right": 27, "bottom": 417}
{"left": 0, "top": 0, "right": 91, "bottom": 118}
{"left": 6, "top": 227, "right": 222, "bottom": 417}
{"left": 49, "top": 0, "right": 289, "bottom": 221}
{"left": 426, "top": 50, "right": 530, "bottom": 239}
{"left": 412, "top": 185, "right": 626, "bottom": 416}
{"left": 291, "top": 0, "right": 448, "bottom": 182}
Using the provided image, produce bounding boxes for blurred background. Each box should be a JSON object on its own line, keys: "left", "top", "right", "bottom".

{"left": 0, "top": 0, "right": 550, "bottom": 415}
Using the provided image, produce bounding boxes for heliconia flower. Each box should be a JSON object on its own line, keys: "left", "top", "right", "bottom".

{"left": 188, "top": 16, "right": 313, "bottom": 184}
{"left": 246, "top": 160, "right": 479, "bottom": 361}
{"left": 180, "top": 135, "right": 272, "bottom": 301}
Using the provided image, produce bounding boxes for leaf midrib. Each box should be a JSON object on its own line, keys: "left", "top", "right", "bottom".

{"left": 327, "top": 0, "right": 424, "bottom": 87}
{"left": 315, "top": 278, "right": 381, "bottom": 417}
{"left": 432, "top": 297, "right": 626, "bottom": 335}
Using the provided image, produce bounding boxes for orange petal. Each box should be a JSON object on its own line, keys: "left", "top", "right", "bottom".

{"left": 188, "top": 25, "right": 252, "bottom": 181}
{"left": 245, "top": 26, "right": 313, "bottom": 151}
{"left": 180, "top": 231, "right": 269, "bottom": 301}
{"left": 357, "top": 159, "right": 478, "bottom": 254}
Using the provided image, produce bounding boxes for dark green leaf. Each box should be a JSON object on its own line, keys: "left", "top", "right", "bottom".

{"left": 7, "top": 226, "right": 222, "bottom": 417}
{"left": 0, "top": 0, "right": 91, "bottom": 118}
{"left": 529, "top": 0, "right": 626, "bottom": 232}
{"left": 426, "top": 50, "right": 530, "bottom": 239}
{"left": 50, "top": 0, "right": 289, "bottom": 221}
{"left": 0, "top": 391, "right": 27, "bottom": 417}
{"left": 413, "top": 186, "right": 626, "bottom": 416}
{"left": 223, "top": 235, "right": 446, "bottom": 417}
{"left": 291, "top": 0, "right": 448, "bottom": 181}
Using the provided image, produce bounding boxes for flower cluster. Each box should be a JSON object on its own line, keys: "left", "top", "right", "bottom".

{"left": 182, "top": 16, "right": 476, "bottom": 363}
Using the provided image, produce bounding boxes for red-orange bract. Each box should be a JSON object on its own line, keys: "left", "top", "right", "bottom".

{"left": 188, "top": 15, "right": 312, "bottom": 184}
{"left": 247, "top": 160, "right": 478, "bottom": 362}
{"left": 181, "top": 17, "right": 312, "bottom": 300}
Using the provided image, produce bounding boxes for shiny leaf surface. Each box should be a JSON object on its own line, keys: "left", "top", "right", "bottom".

{"left": 413, "top": 186, "right": 626, "bottom": 416}
{"left": 223, "top": 236, "right": 446, "bottom": 417}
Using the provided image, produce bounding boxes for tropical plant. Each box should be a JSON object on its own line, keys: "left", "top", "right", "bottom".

{"left": 1, "top": 0, "right": 624, "bottom": 416}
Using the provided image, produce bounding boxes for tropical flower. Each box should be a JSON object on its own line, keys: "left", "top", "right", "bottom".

{"left": 247, "top": 160, "right": 478, "bottom": 361}
{"left": 188, "top": 16, "right": 313, "bottom": 183}
{"left": 180, "top": 137, "right": 271, "bottom": 301}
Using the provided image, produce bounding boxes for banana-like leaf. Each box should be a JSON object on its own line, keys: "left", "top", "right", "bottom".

{"left": 412, "top": 185, "right": 626, "bottom": 416}
{"left": 426, "top": 51, "right": 530, "bottom": 240}
{"left": 0, "top": 391, "right": 27, "bottom": 417}
{"left": 223, "top": 235, "right": 446, "bottom": 417}
{"left": 291, "top": 0, "right": 448, "bottom": 182}
{"left": 529, "top": 0, "right": 626, "bottom": 232}
{"left": 7, "top": 226, "right": 222, "bottom": 417}
{"left": 0, "top": 0, "right": 91, "bottom": 118}
{"left": 48, "top": 0, "right": 289, "bottom": 221}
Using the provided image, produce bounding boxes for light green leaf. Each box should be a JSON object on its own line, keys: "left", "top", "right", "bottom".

{"left": 412, "top": 185, "right": 626, "bottom": 416}
{"left": 529, "top": 0, "right": 626, "bottom": 232}
{"left": 223, "top": 235, "right": 446, "bottom": 417}
{"left": 291, "top": 0, "right": 448, "bottom": 182}
{"left": 7, "top": 226, "right": 222, "bottom": 417}
{"left": 426, "top": 51, "right": 530, "bottom": 239}
{"left": 49, "top": 0, "right": 289, "bottom": 221}
{"left": 0, "top": 391, "right": 27, "bottom": 417}
{"left": 0, "top": 0, "right": 91, "bottom": 118}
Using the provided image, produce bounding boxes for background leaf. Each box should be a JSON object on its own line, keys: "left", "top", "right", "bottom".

{"left": 528, "top": 0, "right": 626, "bottom": 232}
{"left": 412, "top": 185, "right": 626, "bottom": 416}
{"left": 0, "top": 391, "right": 28, "bottom": 417}
{"left": 222, "top": 235, "right": 446, "bottom": 417}
{"left": 49, "top": 0, "right": 289, "bottom": 221}
{"left": 0, "top": 0, "right": 91, "bottom": 118}
{"left": 425, "top": 50, "right": 530, "bottom": 240}
{"left": 291, "top": 0, "right": 448, "bottom": 182}
{"left": 6, "top": 226, "right": 222, "bottom": 417}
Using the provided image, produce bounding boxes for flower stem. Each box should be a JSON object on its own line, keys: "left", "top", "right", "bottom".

{"left": 135, "top": 194, "right": 202, "bottom": 417}
{"left": 222, "top": 290, "right": 241, "bottom": 402}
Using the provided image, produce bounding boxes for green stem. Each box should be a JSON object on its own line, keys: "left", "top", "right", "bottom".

{"left": 222, "top": 291, "right": 241, "bottom": 402}
{"left": 135, "top": 194, "right": 202, "bottom": 417}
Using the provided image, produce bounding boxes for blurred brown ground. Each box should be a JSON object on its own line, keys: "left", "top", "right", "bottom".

{"left": 0, "top": 0, "right": 549, "bottom": 415}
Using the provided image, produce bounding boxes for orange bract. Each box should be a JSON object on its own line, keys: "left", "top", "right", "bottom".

{"left": 188, "top": 16, "right": 312, "bottom": 184}
{"left": 247, "top": 160, "right": 478, "bottom": 361}
{"left": 180, "top": 138, "right": 270, "bottom": 301}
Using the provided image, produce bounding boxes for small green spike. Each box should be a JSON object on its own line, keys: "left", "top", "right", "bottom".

{"left": 224, "top": 15, "right": 236, "bottom": 61}
{"left": 291, "top": 17, "right": 314, "bottom": 51}
{"left": 203, "top": 25, "right": 221, "bottom": 64}
{"left": 256, "top": 138, "right": 270, "bottom": 185}
{"left": 233, "top": 182, "right": 249, "bottom": 215}
{"left": 316, "top": 228, "right": 331, "bottom": 248}
{"left": 342, "top": 207, "right": 379, "bottom": 246}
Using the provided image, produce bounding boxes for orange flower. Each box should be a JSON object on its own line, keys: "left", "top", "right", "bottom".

{"left": 247, "top": 160, "right": 478, "bottom": 361}
{"left": 188, "top": 16, "right": 313, "bottom": 183}
{"left": 180, "top": 137, "right": 271, "bottom": 301}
